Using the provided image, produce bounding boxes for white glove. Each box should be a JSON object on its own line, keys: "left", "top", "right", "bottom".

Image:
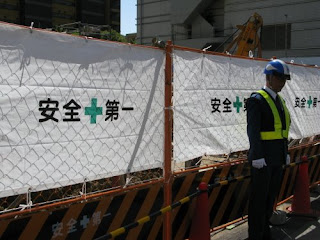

{"left": 286, "top": 154, "right": 290, "bottom": 165}
{"left": 252, "top": 158, "right": 267, "bottom": 169}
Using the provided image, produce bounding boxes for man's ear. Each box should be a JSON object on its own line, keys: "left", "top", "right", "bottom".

{"left": 266, "top": 75, "right": 271, "bottom": 82}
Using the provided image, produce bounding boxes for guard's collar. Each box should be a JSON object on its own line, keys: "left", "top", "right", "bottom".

{"left": 263, "top": 86, "right": 277, "bottom": 100}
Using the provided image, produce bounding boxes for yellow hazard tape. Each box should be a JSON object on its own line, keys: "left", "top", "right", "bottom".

{"left": 160, "top": 205, "right": 172, "bottom": 214}
{"left": 137, "top": 216, "right": 151, "bottom": 225}
{"left": 179, "top": 196, "right": 190, "bottom": 204}
{"left": 110, "top": 227, "right": 126, "bottom": 237}
{"left": 236, "top": 176, "right": 244, "bottom": 181}
{"left": 220, "top": 180, "right": 229, "bottom": 186}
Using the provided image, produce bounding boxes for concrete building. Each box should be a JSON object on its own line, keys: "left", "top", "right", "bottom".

{"left": 0, "top": 0, "right": 120, "bottom": 32}
{"left": 137, "top": 0, "right": 320, "bottom": 64}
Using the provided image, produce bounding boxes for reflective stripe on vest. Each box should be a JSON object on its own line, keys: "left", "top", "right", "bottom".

{"left": 257, "top": 90, "right": 290, "bottom": 140}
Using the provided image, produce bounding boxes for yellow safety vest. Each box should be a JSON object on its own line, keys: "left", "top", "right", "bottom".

{"left": 257, "top": 90, "right": 290, "bottom": 140}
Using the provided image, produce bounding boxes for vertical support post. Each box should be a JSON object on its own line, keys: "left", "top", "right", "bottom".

{"left": 189, "top": 182, "right": 210, "bottom": 240}
{"left": 285, "top": 14, "right": 288, "bottom": 58}
{"left": 139, "top": 0, "right": 144, "bottom": 45}
{"left": 163, "top": 40, "right": 173, "bottom": 240}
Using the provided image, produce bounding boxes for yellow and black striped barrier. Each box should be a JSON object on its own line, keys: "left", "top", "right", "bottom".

{"left": 283, "top": 154, "right": 319, "bottom": 169}
{"left": 95, "top": 189, "right": 201, "bottom": 239}
{"left": 96, "top": 154, "right": 320, "bottom": 240}
{"left": 279, "top": 154, "right": 320, "bottom": 202}
{"left": 95, "top": 174, "right": 253, "bottom": 239}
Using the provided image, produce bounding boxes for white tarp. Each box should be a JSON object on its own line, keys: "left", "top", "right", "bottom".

{"left": 173, "top": 50, "right": 320, "bottom": 162}
{"left": 0, "top": 23, "right": 165, "bottom": 197}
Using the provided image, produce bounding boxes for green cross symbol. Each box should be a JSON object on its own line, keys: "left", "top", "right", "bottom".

{"left": 85, "top": 98, "right": 103, "bottom": 124}
{"left": 307, "top": 96, "right": 312, "bottom": 108}
{"left": 233, "top": 96, "right": 243, "bottom": 113}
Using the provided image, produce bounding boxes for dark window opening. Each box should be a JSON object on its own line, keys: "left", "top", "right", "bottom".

{"left": 261, "top": 24, "right": 291, "bottom": 50}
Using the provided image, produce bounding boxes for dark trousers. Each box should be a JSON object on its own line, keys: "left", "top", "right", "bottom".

{"left": 248, "top": 165, "right": 283, "bottom": 240}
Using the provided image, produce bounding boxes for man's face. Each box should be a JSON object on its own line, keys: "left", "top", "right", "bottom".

{"left": 269, "top": 74, "right": 287, "bottom": 93}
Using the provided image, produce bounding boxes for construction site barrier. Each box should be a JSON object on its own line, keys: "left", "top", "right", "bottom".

{"left": 96, "top": 154, "right": 320, "bottom": 240}
{"left": 98, "top": 172, "right": 256, "bottom": 240}
{"left": 94, "top": 174, "right": 253, "bottom": 240}
{"left": 0, "top": 150, "right": 319, "bottom": 239}
{"left": 0, "top": 23, "right": 320, "bottom": 240}
{"left": 95, "top": 186, "right": 201, "bottom": 240}
{"left": 278, "top": 143, "right": 320, "bottom": 203}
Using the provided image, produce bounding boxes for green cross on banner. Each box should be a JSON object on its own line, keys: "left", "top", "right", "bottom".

{"left": 85, "top": 98, "right": 103, "bottom": 124}
{"left": 307, "top": 96, "right": 312, "bottom": 108}
{"left": 233, "top": 96, "right": 243, "bottom": 113}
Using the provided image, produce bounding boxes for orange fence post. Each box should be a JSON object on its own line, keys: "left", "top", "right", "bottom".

{"left": 164, "top": 40, "right": 173, "bottom": 240}
{"left": 189, "top": 182, "right": 210, "bottom": 240}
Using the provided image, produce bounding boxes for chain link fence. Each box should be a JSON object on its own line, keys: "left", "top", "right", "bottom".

{"left": 172, "top": 47, "right": 320, "bottom": 171}
{"left": 1, "top": 22, "right": 320, "bottom": 214}
{"left": 0, "top": 23, "right": 164, "bottom": 211}
{"left": 172, "top": 50, "right": 262, "bottom": 167}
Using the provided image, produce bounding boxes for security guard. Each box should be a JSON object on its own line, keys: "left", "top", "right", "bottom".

{"left": 246, "top": 59, "right": 291, "bottom": 240}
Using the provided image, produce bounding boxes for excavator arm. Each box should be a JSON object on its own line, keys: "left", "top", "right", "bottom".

{"left": 225, "top": 13, "right": 263, "bottom": 57}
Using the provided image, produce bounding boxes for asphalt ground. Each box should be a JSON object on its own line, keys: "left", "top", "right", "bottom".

{"left": 210, "top": 186, "right": 320, "bottom": 240}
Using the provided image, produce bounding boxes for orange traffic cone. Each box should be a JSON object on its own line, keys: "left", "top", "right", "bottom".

{"left": 189, "top": 182, "right": 210, "bottom": 240}
{"left": 288, "top": 156, "right": 319, "bottom": 218}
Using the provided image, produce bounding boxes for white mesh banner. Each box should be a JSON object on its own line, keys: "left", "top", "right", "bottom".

{"left": 0, "top": 23, "right": 165, "bottom": 197}
{"left": 173, "top": 49, "right": 320, "bottom": 162}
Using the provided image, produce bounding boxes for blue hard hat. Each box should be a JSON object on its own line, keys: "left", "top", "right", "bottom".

{"left": 264, "top": 59, "right": 291, "bottom": 80}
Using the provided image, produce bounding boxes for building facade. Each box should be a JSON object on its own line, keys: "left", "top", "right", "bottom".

{"left": 0, "top": 0, "right": 120, "bottom": 32}
{"left": 137, "top": 0, "right": 320, "bottom": 63}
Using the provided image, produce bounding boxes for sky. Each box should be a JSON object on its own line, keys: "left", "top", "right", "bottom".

{"left": 121, "top": 0, "right": 137, "bottom": 35}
